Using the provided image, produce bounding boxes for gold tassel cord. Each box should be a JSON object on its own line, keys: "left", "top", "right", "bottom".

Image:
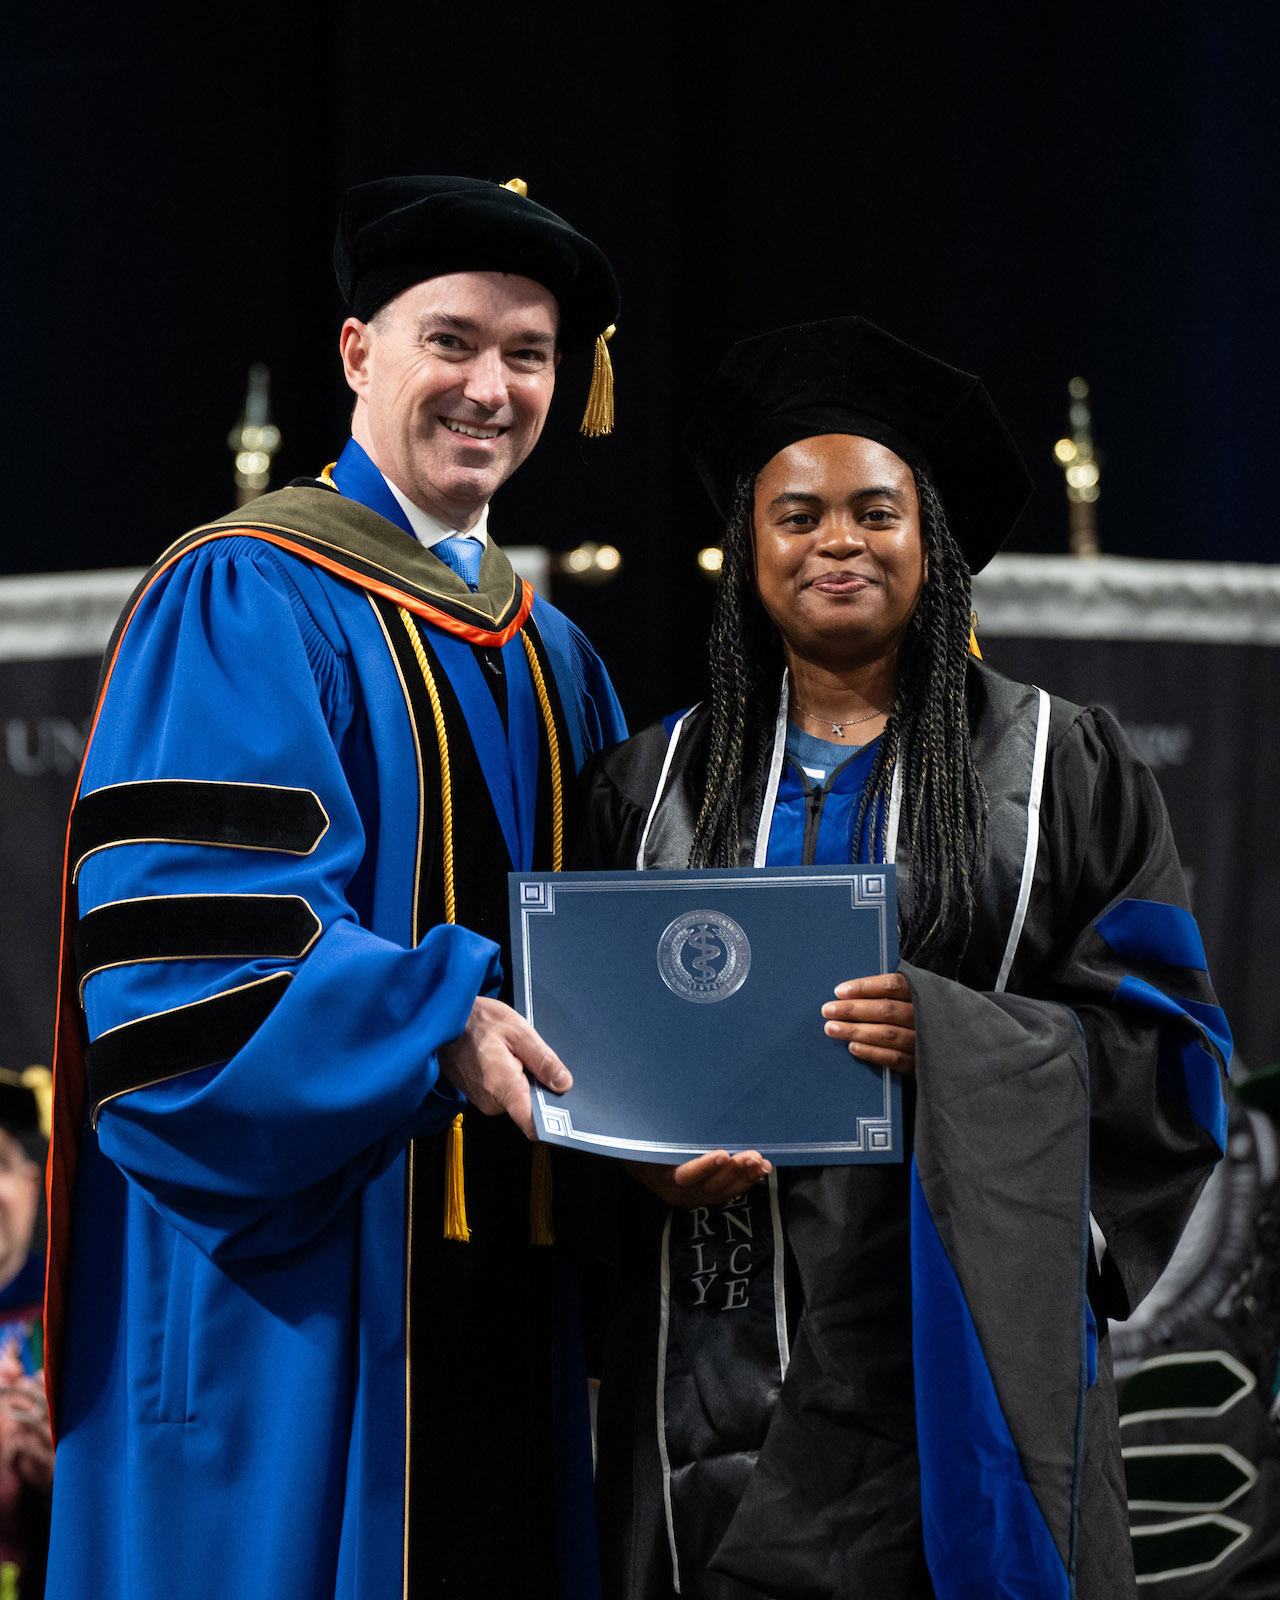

{"left": 521, "top": 635, "right": 565, "bottom": 872}
{"left": 969, "top": 611, "right": 982, "bottom": 660}
{"left": 398, "top": 612, "right": 566, "bottom": 1246}
{"left": 398, "top": 609, "right": 470, "bottom": 1241}
{"left": 443, "top": 1113, "right": 470, "bottom": 1244}
{"left": 529, "top": 1144, "right": 555, "bottom": 1247}
{"left": 580, "top": 325, "right": 616, "bottom": 438}
{"left": 501, "top": 177, "right": 528, "bottom": 197}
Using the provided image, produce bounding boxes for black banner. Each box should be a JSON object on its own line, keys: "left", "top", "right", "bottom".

{"left": 973, "top": 554, "right": 1280, "bottom": 1071}
{"left": 0, "top": 655, "right": 99, "bottom": 1072}
{"left": 979, "top": 634, "right": 1279, "bottom": 1072}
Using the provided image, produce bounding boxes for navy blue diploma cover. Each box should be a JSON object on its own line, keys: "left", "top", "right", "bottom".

{"left": 508, "top": 865, "right": 902, "bottom": 1165}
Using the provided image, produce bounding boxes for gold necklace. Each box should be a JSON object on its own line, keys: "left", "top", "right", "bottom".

{"left": 790, "top": 699, "right": 890, "bottom": 738}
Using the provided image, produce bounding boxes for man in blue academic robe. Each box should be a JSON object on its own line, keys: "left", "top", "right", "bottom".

{"left": 44, "top": 175, "right": 626, "bottom": 1600}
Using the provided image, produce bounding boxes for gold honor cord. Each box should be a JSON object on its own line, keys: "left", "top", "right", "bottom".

{"left": 521, "top": 633, "right": 564, "bottom": 872}
{"left": 397, "top": 612, "right": 566, "bottom": 1246}
{"left": 397, "top": 608, "right": 469, "bottom": 1242}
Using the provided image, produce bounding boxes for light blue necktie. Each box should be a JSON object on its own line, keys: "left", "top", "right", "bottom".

{"left": 433, "top": 535, "right": 483, "bottom": 592}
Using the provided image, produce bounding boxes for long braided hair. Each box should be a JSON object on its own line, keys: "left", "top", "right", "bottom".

{"left": 687, "top": 468, "right": 987, "bottom": 964}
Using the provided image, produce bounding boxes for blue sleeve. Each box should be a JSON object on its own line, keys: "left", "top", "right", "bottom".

{"left": 570, "top": 617, "right": 628, "bottom": 757}
{"left": 530, "top": 597, "right": 627, "bottom": 770}
{"left": 77, "top": 539, "right": 498, "bottom": 1262}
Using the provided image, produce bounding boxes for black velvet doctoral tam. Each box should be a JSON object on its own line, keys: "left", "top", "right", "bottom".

{"left": 687, "top": 315, "right": 1033, "bottom": 573}
{"left": 334, "top": 174, "right": 619, "bottom": 353}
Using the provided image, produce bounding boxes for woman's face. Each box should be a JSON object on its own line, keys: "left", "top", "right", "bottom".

{"left": 752, "top": 433, "right": 928, "bottom": 671}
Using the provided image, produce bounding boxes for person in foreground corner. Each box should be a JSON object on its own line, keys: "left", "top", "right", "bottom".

{"left": 576, "top": 316, "right": 1231, "bottom": 1600}
{"left": 44, "top": 175, "right": 626, "bottom": 1599}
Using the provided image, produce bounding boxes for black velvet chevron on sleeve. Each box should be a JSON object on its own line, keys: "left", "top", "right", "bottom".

{"left": 75, "top": 894, "right": 321, "bottom": 993}
{"left": 71, "top": 780, "right": 329, "bottom": 878}
{"left": 84, "top": 972, "right": 292, "bottom": 1126}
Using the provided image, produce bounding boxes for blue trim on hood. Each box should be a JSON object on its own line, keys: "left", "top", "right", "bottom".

{"left": 1095, "top": 899, "right": 1207, "bottom": 972}
{"left": 911, "top": 1161, "right": 1071, "bottom": 1599}
{"left": 1113, "top": 976, "right": 1231, "bottom": 1150}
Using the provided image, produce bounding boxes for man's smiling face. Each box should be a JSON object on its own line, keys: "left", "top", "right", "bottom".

{"left": 340, "top": 270, "right": 560, "bottom": 531}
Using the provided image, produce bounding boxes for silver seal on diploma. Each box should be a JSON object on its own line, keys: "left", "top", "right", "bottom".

{"left": 657, "top": 909, "right": 752, "bottom": 1004}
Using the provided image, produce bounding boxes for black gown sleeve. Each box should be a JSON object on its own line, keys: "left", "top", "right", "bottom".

{"left": 1017, "top": 703, "right": 1232, "bottom": 1320}
{"left": 570, "top": 721, "right": 672, "bottom": 871}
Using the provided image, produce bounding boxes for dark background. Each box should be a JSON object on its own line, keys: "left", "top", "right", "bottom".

{"left": 4, "top": 1, "right": 1275, "bottom": 728}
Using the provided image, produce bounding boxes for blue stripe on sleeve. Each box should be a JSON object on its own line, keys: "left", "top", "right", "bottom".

{"left": 1095, "top": 899, "right": 1207, "bottom": 971}
{"left": 1113, "top": 976, "right": 1231, "bottom": 1151}
{"left": 911, "top": 1163, "right": 1071, "bottom": 1600}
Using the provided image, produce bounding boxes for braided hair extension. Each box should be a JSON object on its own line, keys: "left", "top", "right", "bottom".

{"left": 687, "top": 473, "right": 781, "bottom": 869}
{"left": 852, "top": 474, "right": 987, "bottom": 960}
{"left": 688, "top": 468, "right": 987, "bottom": 964}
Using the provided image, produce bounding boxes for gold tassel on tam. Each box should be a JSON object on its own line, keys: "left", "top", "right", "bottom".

{"left": 494, "top": 178, "right": 614, "bottom": 437}
{"left": 580, "top": 325, "right": 616, "bottom": 437}
{"left": 443, "top": 1112, "right": 471, "bottom": 1242}
{"left": 529, "top": 1144, "right": 555, "bottom": 1246}
{"left": 18, "top": 1066, "right": 53, "bottom": 1139}
{"left": 969, "top": 611, "right": 982, "bottom": 659}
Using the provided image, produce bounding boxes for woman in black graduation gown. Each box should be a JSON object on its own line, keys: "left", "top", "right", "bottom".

{"left": 577, "top": 318, "right": 1232, "bottom": 1600}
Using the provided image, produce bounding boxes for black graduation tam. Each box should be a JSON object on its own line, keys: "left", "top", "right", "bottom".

{"left": 334, "top": 175, "right": 620, "bottom": 356}
{"left": 0, "top": 1069, "right": 46, "bottom": 1160}
{"left": 688, "top": 316, "right": 1033, "bottom": 573}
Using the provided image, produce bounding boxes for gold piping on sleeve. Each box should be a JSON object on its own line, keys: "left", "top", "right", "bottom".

{"left": 367, "top": 598, "right": 430, "bottom": 1595}
{"left": 403, "top": 1134, "right": 415, "bottom": 1600}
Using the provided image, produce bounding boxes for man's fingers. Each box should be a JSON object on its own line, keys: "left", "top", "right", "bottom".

{"left": 503, "top": 1012, "right": 571, "bottom": 1093}
{"left": 440, "top": 1000, "right": 571, "bottom": 1130}
{"left": 501, "top": 1082, "right": 536, "bottom": 1141}
{"left": 523, "top": 1037, "right": 571, "bottom": 1094}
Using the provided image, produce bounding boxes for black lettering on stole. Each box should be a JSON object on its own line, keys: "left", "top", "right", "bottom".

{"left": 662, "top": 1180, "right": 784, "bottom": 1564}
